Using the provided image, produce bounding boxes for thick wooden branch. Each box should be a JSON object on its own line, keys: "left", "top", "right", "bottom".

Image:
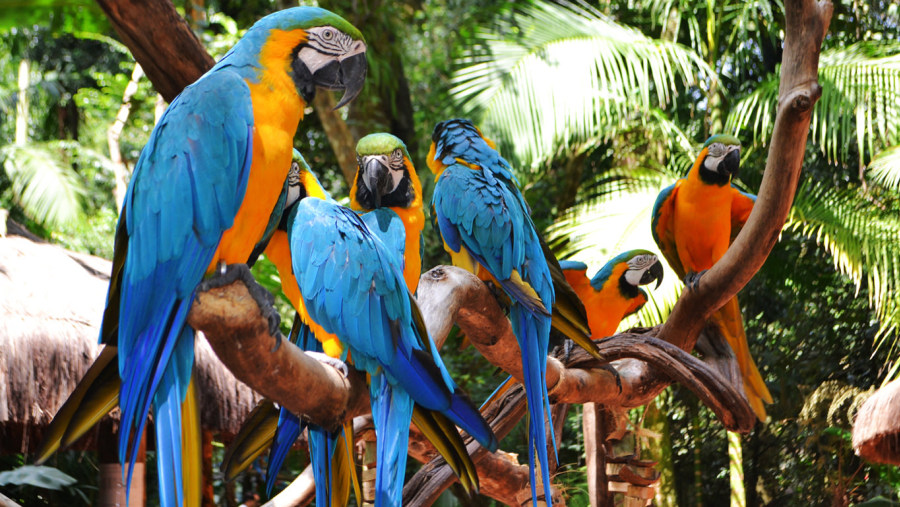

{"left": 418, "top": 266, "right": 755, "bottom": 431}
{"left": 657, "top": 0, "right": 832, "bottom": 349}
{"left": 94, "top": 0, "right": 214, "bottom": 103}
{"left": 187, "top": 280, "right": 370, "bottom": 430}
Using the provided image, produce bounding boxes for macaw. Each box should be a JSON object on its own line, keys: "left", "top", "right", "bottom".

{"left": 651, "top": 134, "right": 772, "bottom": 420}
{"left": 427, "top": 118, "right": 558, "bottom": 504}
{"left": 224, "top": 149, "right": 486, "bottom": 503}
{"left": 482, "top": 251, "right": 664, "bottom": 413}
{"left": 350, "top": 132, "right": 425, "bottom": 292}
{"left": 282, "top": 175, "right": 498, "bottom": 506}
{"left": 36, "top": 8, "right": 367, "bottom": 506}
{"left": 559, "top": 250, "right": 664, "bottom": 339}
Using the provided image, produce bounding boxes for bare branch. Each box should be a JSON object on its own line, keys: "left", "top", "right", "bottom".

{"left": 187, "top": 280, "right": 370, "bottom": 431}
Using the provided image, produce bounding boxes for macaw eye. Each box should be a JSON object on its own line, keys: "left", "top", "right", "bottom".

{"left": 390, "top": 149, "right": 404, "bottom": 168}
{"left": 322, "top": 28, "right": 335, "bottom": 40}
{"left": 707, "top": 142, "right": 725, "bottom": 157}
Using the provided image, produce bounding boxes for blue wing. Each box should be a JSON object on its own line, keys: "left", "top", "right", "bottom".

{"left": 116, "top": 69, "right": 254, "bottom": 505}
{"left": 360, "top": 208, "right": 406, "bottom": 267}
{"left": 288, "top": 198, "right": 497, "bottom": 450}
{"left": 650, "top": 181, "right": 684, "bottom": 278}
{"left": 432, "top": 164, "right": 552, "bottom": 314}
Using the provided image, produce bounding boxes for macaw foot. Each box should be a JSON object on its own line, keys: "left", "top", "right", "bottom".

{"left": 482, "top": 280, "right": 510, "bottom": 310}
{"left": 684, "top": 270, "right": 708, "bottom": 291}
{"left": 305, "top": 351, "right": 349, "bottom": 378}
{"left": 198, "top": 263, "right": 281, "bottom": 337}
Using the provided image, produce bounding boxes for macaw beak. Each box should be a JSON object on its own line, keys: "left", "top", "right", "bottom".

{"left": 641, "top": 261, "right": 665, "bottom": 289}
{"left": 719, "top": 147, "right": 741, "bottom": 178}
{"left": 312, "top": 41, "right": 367, "bottom": 110}
{"left": 362, "top": 155, "right": 391, "bottom": 208}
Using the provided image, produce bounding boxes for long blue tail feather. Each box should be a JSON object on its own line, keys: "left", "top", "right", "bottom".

{"left": 512, "top": 305, "right": 553, "bottom": 506}
{"left": 265, "top": 407, "right": 304, "bottom": 496}
{"left": 369, "top": 374, "right": 414, "bottom": 507}
{"left": 146, "top": 325, "right": 194, "bottom": 507}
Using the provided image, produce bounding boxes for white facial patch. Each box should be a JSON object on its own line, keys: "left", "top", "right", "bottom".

{"left": 624, "top": 254, "right": 658, "bottom": 286}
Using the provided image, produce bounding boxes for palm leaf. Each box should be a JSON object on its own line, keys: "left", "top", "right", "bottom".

{"left": 726, "top": 41, "right": 900, "bottom": 165}
{"left": 1, "top": 141, "right": 86, "bottom": 228}
{"left": 450, "top": 0, "right": 711, "bottom": 173}
{"left": 867, "top": 144, "right": 900, "bottom": 189}
{"left": 786, "top": 179, "right": 900, "bottom": 343}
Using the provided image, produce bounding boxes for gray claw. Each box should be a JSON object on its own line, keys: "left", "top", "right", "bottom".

{"left": 306, "top": 351, "right": 349, "bottom": 378}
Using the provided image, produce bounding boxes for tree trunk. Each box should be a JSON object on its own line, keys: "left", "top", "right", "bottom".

{"left": 94, "top": 0, "right": 213, "bottom": 103}
{"left": 313, "top": 91, "right": 358, "bottom": 186}
{"left": 728, "top": 431, "right": 745, "bottom": 507}
{"left": 108, "top": 63, "right": 144, "bottom": 212}
{"left": 15, "top": 59, "right": 29, "bottom": 146}
{"left": 583, "top": 403, "right": 610, "bottom": 507}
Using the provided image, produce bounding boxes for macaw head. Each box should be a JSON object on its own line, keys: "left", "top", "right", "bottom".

{"left": 591, "top": 249, "right": 664, "bottom": 299}
{"left": 352, "top": 133, "right": 420, "bottom": 210}
{"left": 283, "top": 149, "right": 328, "bottom": 218}
{"left": 246, "top": 7, "right": 367, "bottom": 109}
{"left": 696, "top": 134, "right": 742, "bottom": 186}
{"left": 427, "top": 118, "right": 507, "bottom": 176}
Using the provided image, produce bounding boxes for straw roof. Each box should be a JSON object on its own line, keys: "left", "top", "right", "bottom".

{"left": 0, "top": 226, "right": 261, "bottom": 453}
{"left": 853, "top": 378, "right": 900, "bottom": 465}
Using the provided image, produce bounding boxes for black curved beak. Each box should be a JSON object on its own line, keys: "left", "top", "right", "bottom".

{"left": 362, "top": 156, "right": 391, "bottom": 208}
{"left": 719, "top": 148, "right": 741, "bottom": 178}
{"left": 641, "top": 261, "right": 665, "bottom": 289}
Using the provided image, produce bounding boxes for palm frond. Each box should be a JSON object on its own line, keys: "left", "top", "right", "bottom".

{"left": 451, "top": 0, "right": 711, "bottom": 173}
{"left": 867, "top": 144, "right": 900, "bottom": 189}
{"left": 1, "top": 141, "right": 86, "bottom": 228}
{"left": 726, "top": 41, "right": 900, "bottom": 165}
{"left": 786, "top": 179, "right": 900, "bottom": 342}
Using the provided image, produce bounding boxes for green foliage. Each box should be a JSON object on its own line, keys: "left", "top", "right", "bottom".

{"left": 451, "top": 0, "right": 710, "bottom": 175}
{"left": 1, "top": 142, "right": 86, "bottom": 228}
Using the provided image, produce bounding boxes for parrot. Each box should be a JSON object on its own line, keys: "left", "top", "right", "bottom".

{"left": 559, "top": 250, "right": 665, "bottom": 339}
{"left": 426, "top": 118, "right": 558, "bottom": 505}
{"left": 223, "top": 149, "right": 487, "bottom": 503}
{"left": 283, "top": 172, "right": 499, "bottom": 507}
{"left": 651, "top": 133, "right": 772, "bottom": 420}
{"left": 35, "top": 8, "right": 367, "bottom": 507}
{"left": 482, "top": 251, "right": 664, "bottom": 416}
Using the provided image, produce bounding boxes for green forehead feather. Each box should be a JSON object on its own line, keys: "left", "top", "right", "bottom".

{"left": 291, "top": 148, "right": 311, "bottom": 171}
{"left": 356, "top": 133, "right": 409, "bottom": 157}
{"left": 306, "top": 11, "right": 364, "bottom": 41}
{"left": 703, "top": 134, "right": 741, "bottom": 148}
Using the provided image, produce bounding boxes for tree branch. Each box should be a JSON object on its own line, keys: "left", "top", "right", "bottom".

{"left": 657, "top": 0, "right": 832, "bottom": 349}
{"left": 187, "top": 280, "right": 370, "bottom": 431}
{"left": 94, "top": 0, "right": 214, "bottom": 103}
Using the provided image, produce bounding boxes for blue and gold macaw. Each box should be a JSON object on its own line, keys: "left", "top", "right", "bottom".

{"left": 224, "top": 149, "right": 486, "bottom": 503}
{"left": 483, "top": 251, "right": 664, "bottom": 414}
{"left": 36, "top": 9, "right": 367, "bottom": 506}
{"left": 283, "top": 177, "right": 498, "bottom": 506}
{"left": 350, "top": 133, "right": 425, "bottom": 292}
{"left": 651, "top": 134, "right": 772, "bottom": 420}
{"left": 559, "top": 250, "right": 664, "bottom": 339}
{"left": 427, "top": 118, "right": 557, "bottom": 504}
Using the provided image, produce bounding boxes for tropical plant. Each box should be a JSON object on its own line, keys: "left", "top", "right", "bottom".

{"left": 449, "top": 0, "right": 711, "bottom": 177}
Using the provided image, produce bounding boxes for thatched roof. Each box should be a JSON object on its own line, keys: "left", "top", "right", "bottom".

{"left": 0, "top": 226, "right": 261, "bottom": 453}
{"left": 853, "top": 378, "right": 900, "bottom": 465}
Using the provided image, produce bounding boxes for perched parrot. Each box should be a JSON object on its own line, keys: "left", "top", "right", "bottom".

{"left": 559, "top": 250, "right": 664, "bottom": 339}
{"left": 350, "top": 132, "right": 425, "bottom": 292}
{"left": 651, "top": 134, "right": 772, "bottom": 420}
{"left": 36, "top": 8, "right": 367, "bottom": 507}
{"left": 427, "top": 118, "right": 558, "bottom": 504}
{"left": 283, "top": 174, "right": 498, "bottom": 506}
{"left": 224, "top": 150, "right": 488, "bottom": 503}
{"left": 483, "top": 251, "right": 664, "bottom": 414}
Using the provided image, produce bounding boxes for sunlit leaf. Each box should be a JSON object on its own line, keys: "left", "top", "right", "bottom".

{"left": 451, "top": 0, "right": 711, "bottom": 173}
{"left": 1, "top": 141, "right": 87, "bottom": 228}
